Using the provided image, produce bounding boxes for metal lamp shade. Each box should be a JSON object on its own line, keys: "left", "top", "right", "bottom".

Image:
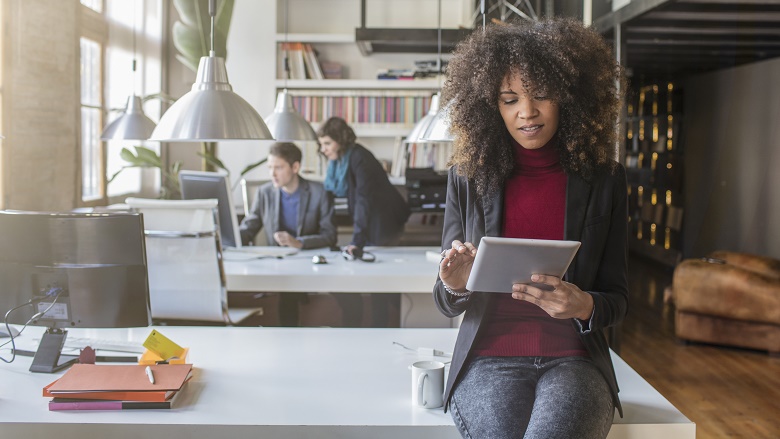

{"left": 421, "top": 97, "right": 454, "bottom": 142}
{"left": 264, "top": 90, "right": 317, "bottom": 141}
{"left": 101, "top": 95, "right": 157, "bottom": 140}
{"left": 405, "top": 93, "right": 441, "bottom": 144}
{"left": 150, "top": 55, "right": 273, "bottom": 142}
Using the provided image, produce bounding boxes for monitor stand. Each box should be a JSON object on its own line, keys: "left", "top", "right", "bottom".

{"left": 29, "top": 327, "right": 78, "bottom": 373}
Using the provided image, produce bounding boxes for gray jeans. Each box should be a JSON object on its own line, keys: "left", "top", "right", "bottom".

{"left": 450, "top": 356, "right": 614, "bottom": 439}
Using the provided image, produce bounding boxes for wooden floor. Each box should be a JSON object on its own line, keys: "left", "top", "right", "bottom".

{"left": 619, "top": 256, "right": 780, "bottom": 438}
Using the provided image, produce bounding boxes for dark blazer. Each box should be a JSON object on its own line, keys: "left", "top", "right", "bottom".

{"left": 239, "top": 177, "right": 336, "bottom": 249}
{"left": 346, "top": 144, "right": 411, "bottom": 247}
{"left": 434, "top": 163, "right": 629, "bottom": 416}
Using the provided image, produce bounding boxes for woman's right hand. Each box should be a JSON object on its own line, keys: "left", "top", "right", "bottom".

{"left": 439, "top": 240, "right": 478, "bottom": 293}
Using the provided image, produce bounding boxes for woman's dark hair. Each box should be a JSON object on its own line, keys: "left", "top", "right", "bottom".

{"left": 268, "top": 142, "right": 302, "bottom": 166}
{"left": 444, "top": 18, "right": 626, "bottom": 196}
{"left": 316, "top": 117, "right": 357, "bottom": 155}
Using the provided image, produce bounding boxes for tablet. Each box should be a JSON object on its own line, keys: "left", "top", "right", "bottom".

{"left": 465, "top": 237, "right": 581, "bottom": 293}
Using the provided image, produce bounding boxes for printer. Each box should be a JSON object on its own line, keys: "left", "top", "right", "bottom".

{"left": 405, "top": 167, "right": 448, "bottom": 212}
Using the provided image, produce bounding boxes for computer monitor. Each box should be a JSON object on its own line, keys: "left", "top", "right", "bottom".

{"left": 0, "top": 211, "right": 151, "bottom": 373}
{"left": 179, "top": 170, "right": 242, "bottom": 248}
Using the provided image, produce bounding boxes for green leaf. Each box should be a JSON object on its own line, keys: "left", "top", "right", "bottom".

{"left": 172, "top": 0, "right": 234, "bottom": 71}
{"left": 108, "top": 166, "right": 132, "bottom": 184}
{"left": 197, "top": 151, "right": 227, "bottom": 172}
{"left": 134, "top": 146, "right": 163, "bottom": 167}
{"left": 119, "top": 147, "right": 138, "bottom": 163}
{"left": 172, "top": 22, "right": 205, "bottom": 69}
{"left": 239, "top": 157, "right": 268, "bottom": 177}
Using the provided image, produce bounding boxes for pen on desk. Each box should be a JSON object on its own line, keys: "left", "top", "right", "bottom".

{"left": 145, "top": 365, "right": 155, "bottom": 384}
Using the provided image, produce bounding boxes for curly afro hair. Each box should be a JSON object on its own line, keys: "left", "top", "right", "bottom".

{"left": 444, "top": 18, "right": 626, "bottom": 196}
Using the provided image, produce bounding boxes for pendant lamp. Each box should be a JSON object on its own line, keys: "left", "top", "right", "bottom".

{"left": 414, "top": 0, "right": 455, "bottom": 143}
{"left": 404, "top": 92, "right": 440, "bottom": 144}
{"left": 101, "top": 95, "right": 156, "bottom": 140}
{"left": 264, "top": 0, "right": 316, "bottom": 141}
{"left": 101, "top": 0, "right": 156, "bottom": 141}
{"left": 150, "top": 0, "right": 273, "bottom": 142}
{"left": 265, "top": 89, "right": 317, "bottom": 141}
{"left": 421, "top": 98, "right": 454, "bottom": 142}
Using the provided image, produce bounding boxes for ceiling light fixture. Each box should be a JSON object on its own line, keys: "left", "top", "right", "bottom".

{"left": 100, "top": 0, "right": 156, "bottom": 141}
{"left": 415, "top": 0, "right": 454, "bottom": 143}
{"left": 150, "top": 0, "right": 273, "bottom": 142}
{"left": 263, "top": 0, "right": 317, "bottom": 142}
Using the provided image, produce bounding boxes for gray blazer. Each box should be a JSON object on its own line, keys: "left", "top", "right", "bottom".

{"left": 239, "top": 177, "right": 336, "bottom": 250}
{"left": 434, "top": 163, "right": 629, "bottom": 416}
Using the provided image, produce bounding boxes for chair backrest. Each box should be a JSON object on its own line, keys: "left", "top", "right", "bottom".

{"left": 125, "top": 197, "right": 231, "bottom": 324}
{"left": 240, "top": 178, "right": 269, "bottom": 217}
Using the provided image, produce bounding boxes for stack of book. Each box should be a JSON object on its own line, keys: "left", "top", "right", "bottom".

{"left": 42, "top": 363, "right": 193, "bottom": 411}
{"left": 277, "top": 42, "right": 324, "bottom": 80}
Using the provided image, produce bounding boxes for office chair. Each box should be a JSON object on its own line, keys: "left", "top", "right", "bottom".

{"left": 125, "top": 197, "right": 261, "bottom": 325}
{"left": 239, "top": 178, "right": 271, "bottom": 246}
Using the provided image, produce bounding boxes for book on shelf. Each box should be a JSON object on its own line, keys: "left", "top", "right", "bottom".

{"left": 390, "top": 137, "right": 407, "bottom": 177}
{"left": 406, "top": 142, "right": 454, "bottom": 171}
{"left": 302, "top": 43, "right": 324, "bottom": 80}
{"left": 277, "top": 42, "right": 305, "bottom": 80}
{"left": 320, "top": 61, "right": 342, "bottom": 79}
{"left": 286, "top": 89, "right": 434, "bottom": 126}
{"left": 377, "top": 69, "right": 415, "bottom": 80}
{"left": 278, "top": 42, "right": 324, "bottom": 80}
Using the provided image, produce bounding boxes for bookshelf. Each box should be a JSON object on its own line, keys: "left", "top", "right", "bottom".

{"left": 623, "top": 82, "right": 685, "bottom": 267}
{"left": 273, "top": 0, "right": 469, "bottom": 166}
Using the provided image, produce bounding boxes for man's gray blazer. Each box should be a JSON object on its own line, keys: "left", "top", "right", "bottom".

{"left": 239, "top": 177, "right": 336, "bottom": 249}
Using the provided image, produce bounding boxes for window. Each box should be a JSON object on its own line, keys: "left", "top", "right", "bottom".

{"left": 104, "top": 0, "right": 163, "bottom": 199}
{"left": 78, "top": 0, "right": 162, "bottom": 204}
{"left": 80, "top": 37, "right": 104, "bottom": 201}
{"left": 81, "top": 0, "right": 103, "bottom": 13}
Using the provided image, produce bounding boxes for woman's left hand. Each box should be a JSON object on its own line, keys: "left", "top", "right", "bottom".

{"left": 511, "top": 274, "right": 594, "bottom": 320}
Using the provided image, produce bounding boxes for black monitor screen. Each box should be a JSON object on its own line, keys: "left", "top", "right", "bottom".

{"left": 0, "top": 211, "right": 151, "bottom": 329}
{"left": 179, "top": 170, "right": 241, "bottom": 248}
{"left": 0, "top": 211, "right": 152, "bottom": 372}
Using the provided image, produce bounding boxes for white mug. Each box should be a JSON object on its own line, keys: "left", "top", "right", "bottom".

{"left": 410, "top": 360, "right": 445, "bottom": 409}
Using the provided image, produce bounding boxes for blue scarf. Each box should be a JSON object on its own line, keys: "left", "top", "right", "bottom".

{"left": 324, "top": 147, "right": 352, "bottom": 197}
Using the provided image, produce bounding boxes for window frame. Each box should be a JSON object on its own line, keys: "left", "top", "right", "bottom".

{"left": 78, "top": 3, "right": 108, "bottom": 207}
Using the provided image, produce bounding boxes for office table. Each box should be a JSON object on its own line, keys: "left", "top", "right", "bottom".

{"left": 224, "top": 246, "right": 440, "bottom": 293}
{"left": 0, "top": 326, "right": 693, "bottom": 438}
{"left": 223, "top": 246, "right": 452, "bottom": 327}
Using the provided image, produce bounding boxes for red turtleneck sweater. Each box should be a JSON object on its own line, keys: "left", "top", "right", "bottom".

{"left": 472, "top": 138, "right": 588, "bottom": 358}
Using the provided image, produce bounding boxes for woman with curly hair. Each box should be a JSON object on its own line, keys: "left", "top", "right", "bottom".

{"left": 434, "top": 18, "right": 628, "bottom": 438}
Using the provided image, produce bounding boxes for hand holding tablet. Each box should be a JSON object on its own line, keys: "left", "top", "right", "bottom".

{"left": 465, "top": 237, "right": 581, "bottom": 293}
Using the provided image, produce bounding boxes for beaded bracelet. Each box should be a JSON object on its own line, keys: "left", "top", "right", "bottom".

{"left": 443, "top": 284, "right": 472, "bottom": 297}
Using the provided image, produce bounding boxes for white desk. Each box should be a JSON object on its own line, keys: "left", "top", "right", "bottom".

{"left": 224, "top": 246, "right": 452, "bottom": 327}
{"left": 224, "top": 246, "right": 439, "bottom": 293}
{"left": 0, "top": 327, "right": 693, "bottom": 438}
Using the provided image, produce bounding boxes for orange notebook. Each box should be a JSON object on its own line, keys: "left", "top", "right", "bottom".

{"left": 43, "top": 364, "right": 192, "bottom": 401}
{"left": 43, "top": 381, "right": 177, "bottom": 402}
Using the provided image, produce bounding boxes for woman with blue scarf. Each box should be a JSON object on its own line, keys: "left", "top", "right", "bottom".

{"left": 318, "top": 117, "right": 411, "bottom": 326}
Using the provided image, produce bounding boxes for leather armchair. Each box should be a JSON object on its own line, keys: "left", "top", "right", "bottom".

{"left": 671, "top": 250, "right": 780, "bottom": 355}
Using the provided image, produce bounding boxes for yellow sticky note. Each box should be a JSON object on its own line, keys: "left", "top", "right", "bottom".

{"left": 143, "top": 330, "right": 185, "bottom": 360}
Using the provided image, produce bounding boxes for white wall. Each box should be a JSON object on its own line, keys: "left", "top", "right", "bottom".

{"left": 682, "top": 56, "right": 780, "bottom": 259}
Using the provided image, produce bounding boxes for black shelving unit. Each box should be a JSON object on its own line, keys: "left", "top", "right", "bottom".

{"left": 623, "top": 82, "right": 685, "bottom": 267}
